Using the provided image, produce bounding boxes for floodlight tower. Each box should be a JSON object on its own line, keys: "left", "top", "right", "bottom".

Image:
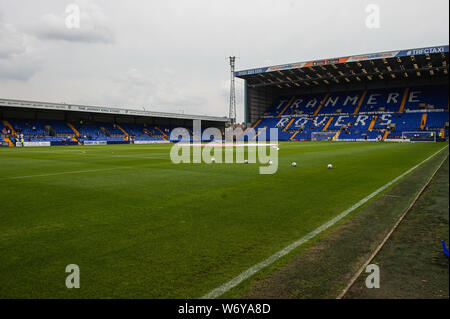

{"left": 229, "top": 56, "right": 236, "bottom": 125}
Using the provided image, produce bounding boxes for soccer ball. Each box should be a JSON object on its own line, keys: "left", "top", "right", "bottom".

{"left": 244, "top": 160, "right": 248, "bottom": 164}
{"left": 269, "top": 160, "right": 273, "bottom": 166}
{"left": 327, "top": 164, "right": 333, "bottom": 169}
{"left": 211, "top": 157, "right": 215, "bottom": 163}
{"left": 292, "top": 162, "right": 297, "bottom": 167}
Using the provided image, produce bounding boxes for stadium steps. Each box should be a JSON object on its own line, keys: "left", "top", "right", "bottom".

{"left": 155, "top": 126, "right": 168, "bottom": 141}
{"left": 353, "top": 90, "right": 368, "bottom": 114}
{"left": 71, "top": 137, "right": 82, "bottom": 145}
{"left": 277, "top": 97, "right": 296, "bottom": 117}
{"left": 368, "top": 115, "right": 378, "bottom": 131}
{"left": 313, "top": 93, "right": 330, "bottom": 116}
{"left": 382, "top": 130, "right": 390, "bottom": 141}
{"left": 322, "top": 117, "right": 334, "bottom": 131}
{"left": 2, "top": 120, "right": 16, "bottom": 136}
{"left": 251, "top": 127, "right": 266, "bottom": 141}
{"left": 251, "top": 119, "right": 261, "bottom": 129}
{"left": 67, "top": 123, "right": 81, "bottom": 137}
{"left": 333, "top": 131, "right": 341, "bottom": 141}
{"left": 289, "top": 131, "right": 299, "bottom": 140}
{"left": 3, "top": 137, "right": 14, "bottom": 147}
{"left": 116, "top": 124, "right": 130, "bottom": 141}
{"left": 398, "top": 88, "right": 409, "bottom": 113}
{"left": 420, "top": 113, "right": 427, "bottom": 130}
{"left": 283, "top": 118, "right": 295, "bottom": 132}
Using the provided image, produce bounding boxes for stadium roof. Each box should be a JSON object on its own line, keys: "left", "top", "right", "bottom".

{"left": 235, "top": 45, "right": 449, "bottom": 88}
{"left": 0, "top": 98, "right": 229, "bottom": 122}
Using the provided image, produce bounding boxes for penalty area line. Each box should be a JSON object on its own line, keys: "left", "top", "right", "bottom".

{"left": 200, "top": 145, "right": 449, "bottom": 299}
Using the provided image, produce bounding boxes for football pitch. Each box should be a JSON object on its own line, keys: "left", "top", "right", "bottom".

{"left": 0, "top": 141, "right": 447, "bottom": 298}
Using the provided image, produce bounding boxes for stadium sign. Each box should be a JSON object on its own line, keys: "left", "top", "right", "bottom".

{"left": 83, "top": 141, "right": 107, "bottom": 145}
{"left": 0, "top": 98, "right": 229, "bottom": 123}
{"left": 15, "top": 142, "right": 51, "bottom": 147}
{"left": 405, "top": 46, "right": 447, "bottom": 56}
{"left": 235, "top": 45, "right": 449, "bottom": 77}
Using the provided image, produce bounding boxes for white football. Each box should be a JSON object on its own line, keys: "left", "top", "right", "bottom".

{"left": 211, "top": 157, "right": 215, "bottom": 163}
{"left": 269, "top": 160, "right": 273, "bottom": 166}
{"left": 327, "top": 164, "right": 333, "bottom": 169}
{"left": 292, "top": 162, "right": 297, "bottom": 167}
{"left": 244, "top": 160, "right": 248, "bottom": 164}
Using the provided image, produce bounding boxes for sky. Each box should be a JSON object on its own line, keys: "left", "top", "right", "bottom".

{"left": 0, "top": 0, "right": 448, "bottom": 122}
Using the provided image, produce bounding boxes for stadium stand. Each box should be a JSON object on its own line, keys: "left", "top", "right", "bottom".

{"left": 0, "top": 94, "right": 227, "bottom": 146}
{"left": 236, "top": 44, "right": 448, "bottom": 142}
{"left": 0, "top": 115, "right": 226, "bottom": 145}
{"left": 0, "top": 118, "right": 171, "bottom": 145}
{"left": 0, "top": 117, "right": 219, "bottom": 145}
{"left": 251, "top": 85, "right": 448, "bottom": 142}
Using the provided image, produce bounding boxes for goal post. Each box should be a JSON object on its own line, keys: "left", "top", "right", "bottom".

{"left": 311, "top": 131, "right": 337, "bottom": 141}
{"left": 401, "top": 131, "right": 437, "bottom": 142}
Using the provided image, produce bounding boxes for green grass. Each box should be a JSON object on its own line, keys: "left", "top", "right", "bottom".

{"left": 0, "top": 142, "right": 447, "bottom": 298}
{"left": 231, "top": 147, "right": 448, "bottom": 299}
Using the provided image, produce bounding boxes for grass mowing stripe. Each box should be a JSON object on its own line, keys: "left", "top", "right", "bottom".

{"left": 201, "top": 144, "right": 449, "bottom": 299}
{"left": 0, "top": 167, "right": 132, "bottom": 180}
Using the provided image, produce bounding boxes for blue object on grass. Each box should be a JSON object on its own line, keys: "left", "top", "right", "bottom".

{"left": 442, "top": 240, "right": 449, "bottom": 257}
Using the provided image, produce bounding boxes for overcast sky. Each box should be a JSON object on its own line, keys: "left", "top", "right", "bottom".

{"left": 0, "top": 0, "right": 448, "bottom": 122}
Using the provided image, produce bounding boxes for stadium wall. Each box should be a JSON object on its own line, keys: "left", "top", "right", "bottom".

{"left": 245, "top": 83, "right": 278, "bottom": 127}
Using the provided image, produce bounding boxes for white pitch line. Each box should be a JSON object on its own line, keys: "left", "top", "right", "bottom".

{"left": 0, "top": 166, "right": 132, "bottom": 181}
{"left": 201, "top": 145, "right": 449, "bottom": 299}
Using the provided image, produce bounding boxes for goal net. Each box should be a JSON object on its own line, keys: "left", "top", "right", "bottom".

{"left": 401, "top": 131, "right": 437, "bottom": 142}
{"left": 311, "top": 131, "right": 336, "bottom": 141}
